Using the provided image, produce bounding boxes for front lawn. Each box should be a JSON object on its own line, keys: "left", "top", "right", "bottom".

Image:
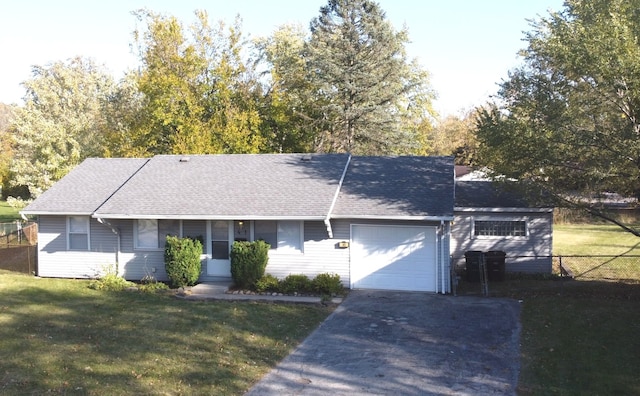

{"left": 0, "top": 271, "right": 332, "bottom": 395}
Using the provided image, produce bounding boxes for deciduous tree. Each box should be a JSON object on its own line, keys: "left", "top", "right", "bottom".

{"left": 128, "top": 10, "right": 264, "bottom": 156}
{"left": 9, "top": 57, "right": 115, "bottom": 198}
{"left": 475, "top": 0, "right": 640, "bottom": 233}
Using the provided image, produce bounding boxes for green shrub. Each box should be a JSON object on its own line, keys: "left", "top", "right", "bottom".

{"left": 89, "top": 266, "right": 135, "bottom": 291}
{"left": 138, "top": 274, "right": 170, "bottom": 293}
{"left": 255, "top": 274, "right": 280, "bottom": 292}
{"left": 164, "top": 236, "right": 203, "bottom": 288}
{"left": 230, "top": 240, "right": 270, "bottom": 289}
{"left": 138, "top": 281, "right": 169, "bottom": 293}
{"left": 280, "top": 274, "right": 312, "bottom": 294}
{"left": 312, "top": 273, "right": 344, "bottom": 295}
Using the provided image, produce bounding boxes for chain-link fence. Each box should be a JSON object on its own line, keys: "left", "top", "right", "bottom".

{"left": 557, "top": 255, "right": 640, "bottom": 282}
{"left": 452, "top": 254, "right": 640, "bottom": 298}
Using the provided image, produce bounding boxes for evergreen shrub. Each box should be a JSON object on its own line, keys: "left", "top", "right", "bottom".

{"left": 164, "top": 236, "right": 203, "bottom": 288}
{"left": 230, "top": 240, "right": 270, "bottom": 289}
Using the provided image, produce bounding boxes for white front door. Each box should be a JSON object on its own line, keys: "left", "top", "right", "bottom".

{"left": 206, "top": 220, "right": 252, "bottom": 277}
{"left": 207, "top": 220, "right": 232, "bottom": 276}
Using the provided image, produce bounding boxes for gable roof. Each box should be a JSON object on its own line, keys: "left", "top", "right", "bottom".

{"left": 94, "top": 154, "right": 349, "bottom": 220}
{"left": 21, "top": 158, "right": 148, "bottom": 215}
{"left": 22, "top": 154, "right": 456, "bottom": 221}
{"left": 332, "top": 156, "right": 454, "bottom": 219}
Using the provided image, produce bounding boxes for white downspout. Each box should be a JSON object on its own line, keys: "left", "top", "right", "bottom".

{"left": 324, "top": 154, "right": 352, "bottom": 238}
{"left": 440, "top": 220, "right": 445, "bottom": 294}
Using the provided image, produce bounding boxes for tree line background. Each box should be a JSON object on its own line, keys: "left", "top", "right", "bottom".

{"left": 0, "top": 0, "right": 481, "bottom": 202}
{"left": 2, "top": 0, "right": 639, "bottom": 235}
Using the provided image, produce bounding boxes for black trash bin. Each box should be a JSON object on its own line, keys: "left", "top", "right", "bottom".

{"left": 464, "top": 251, "right": 484, "bottom": 282}
{"left": 485, "top": 251, "right": 506, "bottom": 282}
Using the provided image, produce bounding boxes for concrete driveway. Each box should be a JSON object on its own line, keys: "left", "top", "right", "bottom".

{"left": 245, "top": 290, "right": 521, "bottom": 396}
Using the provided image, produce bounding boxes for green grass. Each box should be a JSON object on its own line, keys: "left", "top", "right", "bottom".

{"left": 0, "top": 271, "right": 332, "bottom": 395}
{"left": 518, "top": 292, "right": 640, "bottom": 395}
{"left": 553, "top": 223, "right": 640, "bottom": 255}
{"left": 0, "top": 200, "right": 20, "bottom": 222}
{"left": 554, "top": 224, "right": 640, "bottom": 280}
{"left": 459, "top": 222, "right": 640, "bottom": 395}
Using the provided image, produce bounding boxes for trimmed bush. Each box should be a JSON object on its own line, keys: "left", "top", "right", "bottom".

{"left": 230, "top": 240, "right": 270, "bottom": 289}
{"left": 280, "top": 274, "right": 312, "bottom": 294}
{"left": 255, "top": 274, "right": 280, "bottom": 293}
{"left": 164, "top": 236, "right": 203, "bottom": 288}
{"left": 312, "top": 273, "right": 343, "bottom": 295}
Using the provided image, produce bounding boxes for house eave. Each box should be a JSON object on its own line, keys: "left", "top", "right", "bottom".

{"left": 330, "top": 214, "right": 454, "bottom": 221}
{"left": 20, "top": 210, "right": 95, "bottom": 217}
{"left": 91, "top": 214, "right": 327, "bottom": 221}
{"left": 454, "top": 207, "right": 553, "bottom": 213}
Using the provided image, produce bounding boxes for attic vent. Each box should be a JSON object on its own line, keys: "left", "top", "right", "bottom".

{"left": 301, "top": 155, "right": 312, "bottom": 162}
{"left": 179, "top": 157, "right": 190, "bottom": 163}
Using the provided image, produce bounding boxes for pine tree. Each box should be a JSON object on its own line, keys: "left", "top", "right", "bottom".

{"left": 305, "top": 0, "right": 433, "bottom": 154}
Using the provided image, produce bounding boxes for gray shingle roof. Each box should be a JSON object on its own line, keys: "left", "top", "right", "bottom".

{"left": 94, "top": 154, "right": 349, "bottom": 219}
{"left": 21, "top": 158, "right": 149, "bottom": 215}
{"left": 23, "top": 154, "right": 457, "bottom": 219}
{"left": 454, "top": 181, "right": 547, "bottom": 208}
{"left": 332, "top": 156, "right": 455, "bottom": 218}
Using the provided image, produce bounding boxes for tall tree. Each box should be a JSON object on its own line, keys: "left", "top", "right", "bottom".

{"left": 475, "top": 0, "right": 640, "bottom": 234}
{"left": 0, "top": 104, "right": 15, "bottom": 194}
{"left": 305, "top": 0, "right": 434, "bottom": 154}
{"left": 254, "top": 24, "right": 317, "bottom": 153}
{"left": 8, "top": 57, "right": 115, "bottom": 199}
{"left": 125, "top": 10, "right": 264, "bottom": 156}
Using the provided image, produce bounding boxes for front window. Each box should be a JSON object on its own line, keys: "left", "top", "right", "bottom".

{"left": 474, "top": 220, "right": 526, "bottom": 237}
{"left": 136, "top": 219, "right": 181, "bottom": 249}
{"left": 255, "top": 220, "right": 302, "bottom": 252}
{"left": 68, "top": 216, "right": 89, "bottom": 250}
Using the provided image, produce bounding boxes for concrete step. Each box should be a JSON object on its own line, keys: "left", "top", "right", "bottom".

{"left": 191, "top": 282, "right": 232, "bottom": 295}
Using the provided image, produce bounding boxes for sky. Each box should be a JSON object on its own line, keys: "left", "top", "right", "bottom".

{"left": 0, "top": 0, "right": 565, "bottom": 117}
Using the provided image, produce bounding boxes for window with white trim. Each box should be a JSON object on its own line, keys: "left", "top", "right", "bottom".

{"left": 68, "top": 216, "right": 90, "bottom": 250}
{"left": 254, "top": 220, "right": 303, "bottom": 252}
{"left": 474, "top": 220, "right": 526, "bottom": 237}
{"left": 135, "top": 219, "right": 181, "bottom": 249}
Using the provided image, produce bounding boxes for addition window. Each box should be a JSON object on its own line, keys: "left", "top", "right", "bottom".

{"left": 68, "top": 216, "right": 90, "bottom": 250}
{"left": 254, "top": 220, "right": 303, "bottom": 253}
{"left": 136, "top": 219, "right": 181, "bottom": 249}
{"left": 474, "top": 220, "right": 526, "bottom": 237}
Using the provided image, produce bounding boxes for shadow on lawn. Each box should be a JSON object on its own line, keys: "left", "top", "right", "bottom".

{"left": 0, "top": 281, "right": 329, "bottom": 395}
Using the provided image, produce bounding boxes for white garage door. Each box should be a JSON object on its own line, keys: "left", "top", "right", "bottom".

{"left": 351, "top": 225, "right": 437, "bottom": 292}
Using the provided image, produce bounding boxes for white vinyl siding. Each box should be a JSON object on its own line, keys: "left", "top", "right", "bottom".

{"left": 67, "top": 216, "right": 89, "bottom": 250}
{"left": 262, "top": 221, "right": 350, "bottom": 286}
{"left": 38, "top": 216, "right": 117, "bottom": 279}
{"left": 451, "top": 212, "right": 553, "bottom": 273}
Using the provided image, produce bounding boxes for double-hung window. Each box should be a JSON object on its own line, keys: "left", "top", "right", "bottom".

{"left": 68, "top": 216, "right": 90, "bottom": 250}
{"left": 136, "top": 219, "right": 180, "bottom": 249}
{"left": 254, "top": 220, "right": 303, "bottom": 253}
{"left": 474, "top": 220, "right": 526, "bottom": 237}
